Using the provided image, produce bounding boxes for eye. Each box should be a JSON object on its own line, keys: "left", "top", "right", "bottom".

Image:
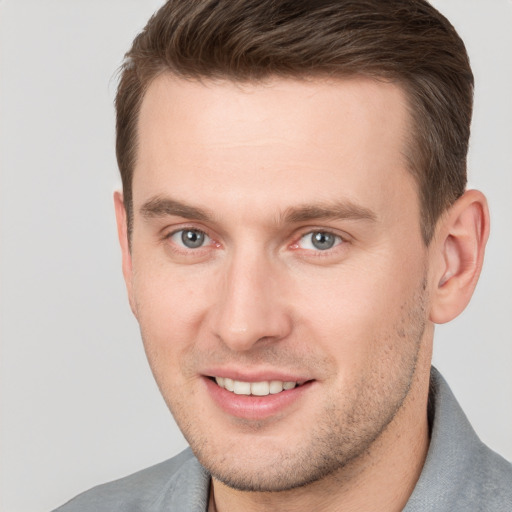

{"left": 297, "top": 231, "right": 343, "bottom": 251}
{"left": 169, "top": 229, "right": 211, "bottom": 249}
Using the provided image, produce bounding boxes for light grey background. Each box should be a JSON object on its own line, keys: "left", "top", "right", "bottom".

{"left": 0, "top": 1, "right": 510, "bottom": 511}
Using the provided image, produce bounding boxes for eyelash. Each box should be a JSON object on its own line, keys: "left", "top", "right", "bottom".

{"left": 163, "top": 226, "right": 347, "bottom": 257}
{"left": 165, "top": 227, "right": 217, "bottom": 252}
{"left": 293, "top": 230, "right": 344, "bottom": 251}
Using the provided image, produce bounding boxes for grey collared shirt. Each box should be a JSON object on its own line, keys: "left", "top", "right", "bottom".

{"left": 53, "top": 368, "right": 512, "bottom": 511}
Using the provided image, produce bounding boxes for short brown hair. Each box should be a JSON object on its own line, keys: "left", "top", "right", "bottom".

{"left": 115, "top": 0, "right": 473, "bottom": 244}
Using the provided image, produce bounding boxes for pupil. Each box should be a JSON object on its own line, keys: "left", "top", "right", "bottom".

{"left": 182, "top": 230, "right": 205, "bottom": 248}
{"left": 312, "top": 232, "right": 335, "bottom": 250}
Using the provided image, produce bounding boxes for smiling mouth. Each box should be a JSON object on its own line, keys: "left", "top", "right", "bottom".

{"left": 211, "top": 377, "right": 308, "bottom": 396}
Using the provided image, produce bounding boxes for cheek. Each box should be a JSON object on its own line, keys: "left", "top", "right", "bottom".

{"left": 294, "top": 256, "right": 424, "bottom": 362}
{"left": 131, "top": 263, "right": 213, "bottom": 358}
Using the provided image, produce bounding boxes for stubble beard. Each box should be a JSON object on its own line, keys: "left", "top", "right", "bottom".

{"left": 146, "top": 281, "right": 428, "bottom": 493}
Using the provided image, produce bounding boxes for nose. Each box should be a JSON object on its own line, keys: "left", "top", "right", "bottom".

{"left": 210, "top": 250, "right": 292, "bottom": 352}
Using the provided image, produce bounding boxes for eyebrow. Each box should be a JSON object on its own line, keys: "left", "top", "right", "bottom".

{"left": 140, "top": 196, "right": 377, "bottom": 225}
{"left": 282, "top": 202, "right": 377, "bottom": 224}
{"left": 140, "top": 196, "right": 212, "bottom": 221}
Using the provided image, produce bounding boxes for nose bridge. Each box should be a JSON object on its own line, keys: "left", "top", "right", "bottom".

{"left": 212, "top": 244, "right": 290, "bottom": 351}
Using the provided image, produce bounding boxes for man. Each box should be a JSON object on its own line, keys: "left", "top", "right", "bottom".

{"left": 54, "top": 0, "right": 512, "bottom": 510}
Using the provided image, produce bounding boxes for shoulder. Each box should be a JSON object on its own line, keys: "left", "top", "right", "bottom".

{"left": 405, "top": 368, "right": 512, "bottom": 511}
{"left": 432, "top": 369, "right": 512, "bottom": 506}
{"left": 467, "top": 442, "right": 512, "bottom": 506}
{"left": 440, "top": 441, "right": 512, "bottom": 510}
{"left": 52, "top": 448, "right": 209, "bottom": 512}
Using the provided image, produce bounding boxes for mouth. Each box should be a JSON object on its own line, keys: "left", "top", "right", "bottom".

{"left": 209, "top": 376, "right": 309, "bottom": 396}
{"left": 205, "top": 375, "right": 314, "bottom": 420}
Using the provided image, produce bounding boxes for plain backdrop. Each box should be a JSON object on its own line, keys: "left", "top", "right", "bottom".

{"left": 0, "top": 1, "right": 511, "bottom": 511}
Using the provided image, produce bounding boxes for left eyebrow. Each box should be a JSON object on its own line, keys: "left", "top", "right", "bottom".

{"left": 282, "top": 201, "right": 377, "bottom": 224}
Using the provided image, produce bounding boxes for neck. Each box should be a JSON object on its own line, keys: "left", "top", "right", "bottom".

{"left": 210, "top": 364, "right": 431, "bottom": 512}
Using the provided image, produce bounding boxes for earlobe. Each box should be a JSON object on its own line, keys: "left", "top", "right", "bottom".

{"left": 114, "top": 191, "right": 137, "bottom": 316}
{"left": 429, "top": 190, "right": 490, "bottom": 324}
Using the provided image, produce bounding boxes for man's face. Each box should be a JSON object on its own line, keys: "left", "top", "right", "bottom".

{"left": 121, "top": 75, "right": 433, "bottom": 491}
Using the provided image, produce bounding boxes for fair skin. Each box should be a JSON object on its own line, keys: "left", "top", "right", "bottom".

{"left": 115, "top": 75, "right": 489, "bottom": 512}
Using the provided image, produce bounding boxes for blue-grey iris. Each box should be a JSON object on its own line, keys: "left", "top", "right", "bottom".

{"left": 181, "top": 230, "right": 205, "bottom": 248}
{"left": 311, "top": 231, "right": 336, "bottom": 250}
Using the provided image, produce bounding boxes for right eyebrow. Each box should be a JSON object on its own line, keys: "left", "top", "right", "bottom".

{"left": 140, "top": 196, "right": 212, "bottom": 221}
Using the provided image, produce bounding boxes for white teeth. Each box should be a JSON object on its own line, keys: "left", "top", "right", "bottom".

{"left": 251, "top": 381, "right": 270, "bottom": 396}
{"left": 233, "top": 381, "right": 251, "bottom": 395}
{"left": 269, "top": 380, "right": 284, "bottom": 394}
{"left": 214, "top": 378, "right": 300, "bottom": 396}
{"left": 224, "top": 378, "right": 234, "bottom": 392}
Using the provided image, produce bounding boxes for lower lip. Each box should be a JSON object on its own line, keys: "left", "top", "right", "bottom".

{"left": 204, "top": 377, "right": 313, "bottom": 420}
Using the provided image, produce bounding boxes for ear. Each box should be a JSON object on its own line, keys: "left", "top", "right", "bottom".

{"left": 114, "top": 191, "right": 137, "bottom": 316}
{"left": 429, "top": 190, "right": 490, "bottom": 324}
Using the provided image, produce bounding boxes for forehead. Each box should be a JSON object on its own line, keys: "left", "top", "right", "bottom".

{"left": 134, "top": 74, "right": 418, "bottom": 227}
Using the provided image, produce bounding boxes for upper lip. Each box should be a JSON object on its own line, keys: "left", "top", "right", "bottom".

{"left": 203, "top": 367, "right": 311, "bottom": 383}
